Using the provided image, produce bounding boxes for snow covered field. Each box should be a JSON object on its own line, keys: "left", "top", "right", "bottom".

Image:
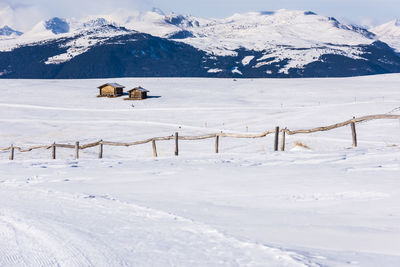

{"left": 0, "top": 75, "right": 400, "bottom": 266}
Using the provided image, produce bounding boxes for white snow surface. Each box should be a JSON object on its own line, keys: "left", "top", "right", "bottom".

{"left": 242, "top": 56, "right": 255, "bottom": 66}
{"left": 371, "top": 19, "right": 400, "bottom": 52}
{"left": 207, "top": 68, "right": 223, "bottom": 73}
{"left": 1, "top": 75, "right": 400, "bottom": 266}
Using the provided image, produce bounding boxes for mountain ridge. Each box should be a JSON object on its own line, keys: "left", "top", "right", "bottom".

{"left": 1, "top": 9, "right": 400, "bottom": 78}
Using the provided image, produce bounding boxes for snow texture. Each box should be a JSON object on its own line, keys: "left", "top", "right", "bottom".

{"left": 0, "top": 75, "right": 400, "bottom": 266}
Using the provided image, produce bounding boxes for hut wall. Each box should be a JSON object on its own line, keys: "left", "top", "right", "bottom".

{"left": 130, "top": 90, "right": 143, "bottom": 99}
{"left": 101, "top": 85, "right": 117, "bottom": 95}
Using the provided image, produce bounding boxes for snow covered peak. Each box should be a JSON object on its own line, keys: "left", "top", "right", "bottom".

{"left": 371, "top": 19, "right": 400, "bottom": 52}
{"left": 21, "top": 17, "right": 70, "bottom": 38}
{"left": 164, "top": 14, "right": 200, "bottom": 28}
{"left": 372, "top": 19, "right": 400, "bottom": 35}
{"left": 82, "top": 18, "right": 110, "bottom": 29}
{"left": 45, "top": 17, "right": 70, "bottom": 34}
{"left": 172, "top": 9, "right": 375, "bottom": 55}
{"left": 0, "top": 25, "right": 22, "bottom": 37}
{"left": 118, "top": 9, "right": 376, "bottom": 49}
{"left": 112, "top": 8, "right": 377, "bottom": 74}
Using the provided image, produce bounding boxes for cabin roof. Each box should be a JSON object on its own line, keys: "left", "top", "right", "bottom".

{"left": 97, "top": 83, "right": 125, "bottom": 89}
{"left": 128, "top": 86, "right": 149, "bottom": 93}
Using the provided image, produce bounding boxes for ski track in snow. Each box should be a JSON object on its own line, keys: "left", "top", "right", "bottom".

{"left": 0, "top": 215, "right": 97, "bottom": 266}
{"left": 0, "top": 185, "right": 318, "bottom": 267}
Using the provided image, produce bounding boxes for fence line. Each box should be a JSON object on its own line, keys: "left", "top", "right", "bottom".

{"left": 284, "top": 114, "right": 400, "bottom": 135}
{"left": 1, "top": 114, "right": 399, "bottom": 160}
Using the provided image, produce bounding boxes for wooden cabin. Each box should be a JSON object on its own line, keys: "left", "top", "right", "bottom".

{"left": 125, "top": 86, "right": 149, "bottom": 100}
{"left": 97, "top": 83, "right": 125, "bottom": 97}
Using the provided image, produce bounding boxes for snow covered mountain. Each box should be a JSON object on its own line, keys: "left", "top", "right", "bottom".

{"left": 44, "top": 17, "right": 70, "bottom": 34}
{"left": 158, "top": 10, "right": 379, "bottom": 74}
{"left": 371, "top": 19, "right": 400, "bottom": 53}
{"left": 0, "top": 26, "right": 22, "bottom": 39}
{"left": 1, "top": 9, "right": 400, "bottom": 78}
{"left": 20, "top": 17, "right": 70, "bottom": 40}
{"left": 97, "top": 9, "right": 380, "bottom": 69}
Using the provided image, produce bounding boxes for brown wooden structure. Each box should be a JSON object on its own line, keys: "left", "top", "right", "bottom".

{"left": 97, "top": 83, "right": 125, "bottom": 97}
{"left": 125, "top": 86, "right": 149, "bottom": 100}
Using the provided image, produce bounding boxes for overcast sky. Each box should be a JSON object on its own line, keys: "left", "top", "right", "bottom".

{"left": 1, "top": 0, "right": 399, "bottom": 31}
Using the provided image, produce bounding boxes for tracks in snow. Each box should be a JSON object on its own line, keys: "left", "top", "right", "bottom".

{"left": 0, "top": 185, "right": 318, "bottom": 267}
{"left": 0, "top": 214, "right": 95, "bottom": 267}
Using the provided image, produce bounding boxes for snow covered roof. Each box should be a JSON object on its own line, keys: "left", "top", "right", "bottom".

{"left": 98, "top": 83, "right": 125, "bottom": 89}
{"left": 128, "top": 86, "right": 149, "bottom": 93}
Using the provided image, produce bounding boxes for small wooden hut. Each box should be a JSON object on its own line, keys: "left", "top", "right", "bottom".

{"left": 125, "top": 86, "right": 149, "bottom": 100}
{"left": 97, "top": 83, "right": 125, "bottom": 97}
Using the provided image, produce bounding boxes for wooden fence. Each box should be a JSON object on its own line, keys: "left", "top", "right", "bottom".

{"left": 1, "top": 114, "right": 399, "bottom": 160}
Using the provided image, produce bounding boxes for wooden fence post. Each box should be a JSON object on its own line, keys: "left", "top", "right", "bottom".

{"left": 152, "top": 139, "right": 158, "bottom": 157}
{"left": 351, "top": 117, "right": 357, "bottom": 147}
{"left": 174, "top": 132, "right": 179, "bottom": 156}
{"left": 52, "top": 142, "right": 56, "bottom": 159}
{"left": 99, "top": 140, "right": 103, "bottom": 159}
{"left": 274, "top": 126, "right": 279, "bottom": 151}
{"left": 75, "top": 141, "right": 79, "bottom": 159}
{"left": 281, "top": 128, "right": 286, "bottom": 151}
{"left": 215, "top": 135, "right": 219, "bottom": 153}
{"left": 9, "top": 145, "right": 14, "bottom": 160}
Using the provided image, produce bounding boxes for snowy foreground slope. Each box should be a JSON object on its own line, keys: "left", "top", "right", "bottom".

{"left": 0, "top": 75, "right": 400, "bottom": 266}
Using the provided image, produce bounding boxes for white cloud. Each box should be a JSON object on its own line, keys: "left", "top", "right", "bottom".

{"left": 0, "top": 4, "right": 14, "bottom": 27}
{"left": 0, "top": 0, "right": 152, "bottom": 31}
{"left": 358, "top": 18, "right": 379, "bottom": 28}
{"left": 0, "top": 3, "right": 46, "bottom": 31}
